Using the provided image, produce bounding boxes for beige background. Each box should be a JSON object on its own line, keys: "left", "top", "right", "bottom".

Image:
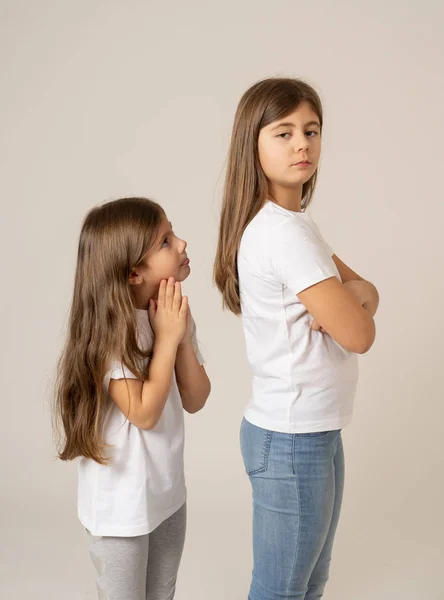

{"left": 1, "top": 1, "right": 443, "bottom": 598}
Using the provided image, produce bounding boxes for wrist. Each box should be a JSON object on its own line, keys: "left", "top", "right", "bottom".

{"left": 153, "top": 335, "right": 180, "bottom": 353}
{"left": 178, "top": 335, "right": 193, "bottom": 350}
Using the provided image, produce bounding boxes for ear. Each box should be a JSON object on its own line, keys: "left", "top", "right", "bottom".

{"left": 128, "top": 268, "right": 143, "bottom": 286}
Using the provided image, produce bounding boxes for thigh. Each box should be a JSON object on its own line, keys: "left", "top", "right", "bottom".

{"left": 286, "top": 430, "right": 342, "bottom": 592}
{"left": 87, "top": 531, "right": 149, "bottom": 600}
{"left": 241, "top": 419, "right": 340, "bottom": 600}
{"left": 306, "top": 433, "right": 345, "bottom": 597}
{"left": 145, "top": 503, "right": 187, "bottom": 600}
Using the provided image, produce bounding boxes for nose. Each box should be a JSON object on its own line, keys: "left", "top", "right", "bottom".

{"left": 294, "top": 132, "right": 309, "bottom": 152}
{"left": 179, "top": 237, "right": 187, "bottom": 253}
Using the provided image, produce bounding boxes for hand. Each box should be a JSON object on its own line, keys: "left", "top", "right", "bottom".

{"left": 148, "top": 278, "right": 188, "bottom": 347}
{"left": 311, "top": 318, "right": 324, "bottom": 332}
{"left": 178, "top": 305, "right": 192, "bottom": 348}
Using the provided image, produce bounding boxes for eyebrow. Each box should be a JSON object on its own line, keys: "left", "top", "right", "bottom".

{"left": 271, "top": 120, "right": 321, "bottom": 130}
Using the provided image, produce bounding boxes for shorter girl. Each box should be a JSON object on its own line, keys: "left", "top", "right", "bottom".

{"left": 54, "top": 197, "right": 210, "bottom": 600}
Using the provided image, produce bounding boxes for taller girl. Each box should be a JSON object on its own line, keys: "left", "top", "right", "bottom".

{"left": 214, "top": 78, "right": 379, "bottom": 599}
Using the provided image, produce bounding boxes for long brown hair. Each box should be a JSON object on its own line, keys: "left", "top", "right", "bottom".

{"left": 214, "top": 77, "right": 323, "bottom": 315}
{"left": 53, "top": 197, "right": 164, "bottom": 464}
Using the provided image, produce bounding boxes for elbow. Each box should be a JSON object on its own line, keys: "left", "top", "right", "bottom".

{"left": 137, "top": 414, "right": 161, "bottom": 431}
{"left": 184, "top": 402, "right": 205, "bottom": 415}
{"left": 354, "top": 338, "right": 374, "bottom": 355}
{"left": 183, "top": 381, "right": 211, "bottom": 414}
{"left": 353, "top": 322, "right": 376, "bottom": 355}
{"left": 184, "top": 394, "right": 210, "bottom": 415}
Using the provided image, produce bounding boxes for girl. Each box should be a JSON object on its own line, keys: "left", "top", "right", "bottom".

{"left": 54, "top": 197, "right": 211, "bottom": 600}
{"left": 214, "top": 78, "right": 379, "bottom": 600}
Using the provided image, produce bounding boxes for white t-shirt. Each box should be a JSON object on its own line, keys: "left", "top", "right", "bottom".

{"left": 77, "top": 309, "right": 204, "bottom": 537}
{"left": 238, "top": 201, "right": 359, "bottom": 434}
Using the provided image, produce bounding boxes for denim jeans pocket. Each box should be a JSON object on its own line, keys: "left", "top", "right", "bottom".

{"left": 240, "top": 418, "right": 273, "bottom": 476}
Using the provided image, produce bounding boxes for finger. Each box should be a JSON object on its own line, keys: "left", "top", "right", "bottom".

{"left": 312, "top": 319, "right": 321, "bottom": 331}
{"left": 173, "top": 281, "right": 182, "bottom": 313}
{"left": 158, "top": 279, "right": 167, "bottom": 309}
{"left": 180, "top": 295, "right": 189, "bottom": 317}
{"left": 165, "top": 277, "right": 175, "bottom": 308}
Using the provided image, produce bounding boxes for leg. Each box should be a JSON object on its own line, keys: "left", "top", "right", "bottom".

{"left": 240, "top": 418, "right": 340, "bottom": 600}
{"left": 86, "top": 531, "right": 149, "bottom": 600}
{"left": 145, "top": 503, "right": 187, "bottom": 600}
{"left": 305, "top": 433, "right": 345, "bottom": 599}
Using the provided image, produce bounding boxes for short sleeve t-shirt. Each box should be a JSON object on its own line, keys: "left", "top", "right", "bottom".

{"left": 237, "top": 201, "right": 359, "bottom": 433}
{"left": 77, "top": 309, "right": 204, "bottom": 537}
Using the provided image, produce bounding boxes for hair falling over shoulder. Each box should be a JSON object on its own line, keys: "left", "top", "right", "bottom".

{"left": 53, "top": 197, "right": 164, "bottom": 464}
{"left": 213, "top": 77, "right": 323, "bottom": 315}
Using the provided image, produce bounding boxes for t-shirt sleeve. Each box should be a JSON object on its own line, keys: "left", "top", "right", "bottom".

{"left": 268, "top": 220, "right": 338, "bottom": 296}
{"left": 310, "top": 220, "right": 334, "bottom": 257}
{"left": 321, "top": 238, "right": 334, "bottom": 257}
{"left": 190, "top": 316, "right": 205, "bottom": 366}
{"left": 103, "top": 361, "right": 139, "bottom": 392}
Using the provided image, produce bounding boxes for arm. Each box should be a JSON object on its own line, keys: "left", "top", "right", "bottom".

{"left": 299, "top": 276, "right": 376, "bottom": 354}
{"left": 109, "top": 278, "right": 188, "bottom": 430}
{"left": 175, "top": 309, "right": 211, "bottom": 413}
{"left": 175, "top": 340, "right": 211, "bottom": 414}
{"left": 331, "top": 254, "right": 364, "bottom": 282}
{"left": 269, "top": 222, "right": 376, "bottom": 353}
{"left": 332, "top": 254, "right": 379, "bottom": 316}
{"left": 109, "top": 337, "right": 179, "bottom": 430}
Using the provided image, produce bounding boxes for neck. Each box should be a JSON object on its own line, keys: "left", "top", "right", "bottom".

{"left": 132, "top": 284, "right": 156, "bottom": 310}
{"left": 133, "top": 296, "right": 149, "bottom": 310}
{"left": 268, "top": 183, "right": 303, "bottom": 212}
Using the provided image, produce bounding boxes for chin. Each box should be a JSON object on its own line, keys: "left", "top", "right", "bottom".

{"left": 177, "top": 265, "right": 191, "bottom": 282}
{"left": 287, "top": 173, "right": 315, "bottom": 187}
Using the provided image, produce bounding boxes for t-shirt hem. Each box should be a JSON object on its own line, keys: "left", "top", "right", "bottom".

{"left": 79, "top": 494, "right": 187, "bottom": 537}
{"left": 243, "top": 409, "right": 353, "bottom": 434}
{"left": 291, "top": 271, "right": 337, "bottom": 296}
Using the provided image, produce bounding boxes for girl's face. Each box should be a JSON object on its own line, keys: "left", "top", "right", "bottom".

{"left": 130, "top": 217, "right": 190, "bottom": 305}
{"left": 258, "top": 101, "right": 321, "bottom": 193}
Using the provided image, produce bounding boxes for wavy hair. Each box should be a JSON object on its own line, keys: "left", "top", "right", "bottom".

{"left": 53, "top": 197, "right": 164, "bottom": 464}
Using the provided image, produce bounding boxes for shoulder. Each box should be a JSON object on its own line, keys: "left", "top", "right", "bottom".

{"left": 241, "top": 202, "right": 309, "bottom": 250}
{"left": 103, "top": 311, "right": 153, "bottom": 388}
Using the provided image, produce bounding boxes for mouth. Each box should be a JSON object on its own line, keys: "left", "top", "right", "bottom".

{"left": 181, "top": 258, "right": 190, "bottom": 267}
{"left": 293, "top": 161, "right": 312, "bottom": 167}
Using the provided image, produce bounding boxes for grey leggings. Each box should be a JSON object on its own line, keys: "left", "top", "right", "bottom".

{"left": 86, "top": 503, "right": 187, "bottom": 600}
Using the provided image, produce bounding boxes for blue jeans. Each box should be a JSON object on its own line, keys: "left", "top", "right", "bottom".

{"left": 240, "top": 418, "right": 345, "bottom": 600}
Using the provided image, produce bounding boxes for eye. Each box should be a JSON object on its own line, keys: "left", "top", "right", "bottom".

{"left": 161, "top": 236, "right": 168, "bottom": 247}
{"left": 306, "top": 130, "right": 319, "bottom": 138}
{"left": 277, "top": 132, "right": 291, "bottom": 139}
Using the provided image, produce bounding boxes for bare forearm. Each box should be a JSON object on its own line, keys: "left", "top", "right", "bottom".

{"left": 332, "top": 255, "right": 379, "bottom": 314}
{"left": 140, "top": 338, "right": 178, "bottom": 428}
{"left": 175, "top": 341, "right": 211, "bottom": 413}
